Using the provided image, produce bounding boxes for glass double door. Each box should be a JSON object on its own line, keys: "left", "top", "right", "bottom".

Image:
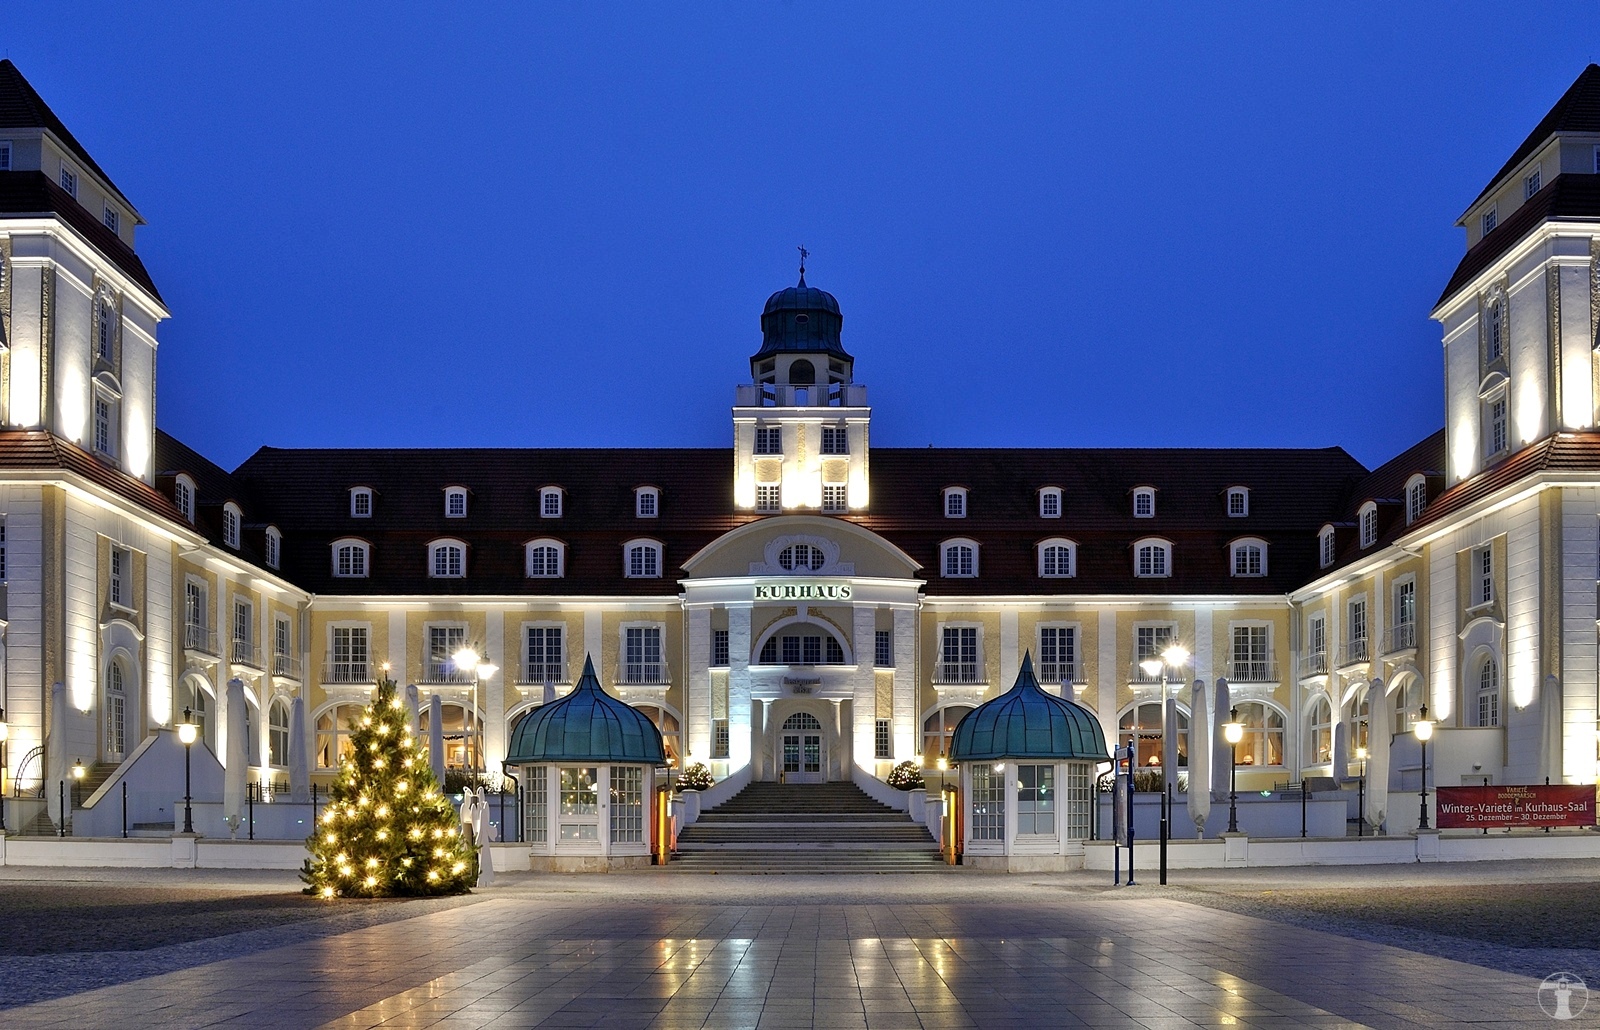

{"left": 780, "top": 712, "right": 825, "bottom": 783}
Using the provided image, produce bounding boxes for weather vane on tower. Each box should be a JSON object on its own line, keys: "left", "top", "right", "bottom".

{"left": 798, "top": 244, "right": 809, "bottom": 284}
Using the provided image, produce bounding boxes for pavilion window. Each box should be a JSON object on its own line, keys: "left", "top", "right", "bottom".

{"left": 969, "top": 764, "right": 1005, "bottom": 841}
{"left": 524, "top": 766, "right": 548, "bottom": 844}
{"left": 558, "top": 766, "right": 600, "bottom": 841}
{"left": 1064, "top": 762, "right": 1093, "bottom": 840}
{"left": 1016, "top": 764, "right": 1055, "bottom": 836}
{"left": 610, "top": 766, "right": 644, "bottom": 844}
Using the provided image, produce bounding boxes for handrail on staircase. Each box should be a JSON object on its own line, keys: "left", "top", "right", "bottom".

{"left": 12, "top": 745, "right": 44, "bottom": 797}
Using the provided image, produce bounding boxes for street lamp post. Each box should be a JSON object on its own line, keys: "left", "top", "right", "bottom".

{"left": 178, "top": 706, "right": 198, "bottom": 834}
{"left": 71, "top": 759, "right": 85, "bottom": 810}
{"left": 1414, "top": 704, "right": 1434, "bottom": 831}
{"left": 1355, "top": 745, "right": 1368, "bottom": 838}
{"left": 1224, "top": 707, "right": 1244, "bottom": 833}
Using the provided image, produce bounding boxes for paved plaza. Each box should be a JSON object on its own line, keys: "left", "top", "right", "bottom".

{"left": 0, "top": 865, "right": 1590, "bottom": 1029}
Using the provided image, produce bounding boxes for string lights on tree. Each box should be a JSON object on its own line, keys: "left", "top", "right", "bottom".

{"left": 300, "top": 675, "right": 476, "bottom": 898}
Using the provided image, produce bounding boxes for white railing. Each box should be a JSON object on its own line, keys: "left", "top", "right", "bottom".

{"left": 1299, "top": 651, "right": 1328, "bottom": 677}
{"left": 933, "top": 662, "right": 983, "bottom": 685}
{"left": 517, "top": 661, "right": 569, "bottom": 686}
{"left": 621, "top": 661, "right": 671, "bottom": 685}
{"left": 323, "top": 661, "right": 372, "bottom": 685}
{"left": 184, "top": 623, "right": 218, "bottom": 656}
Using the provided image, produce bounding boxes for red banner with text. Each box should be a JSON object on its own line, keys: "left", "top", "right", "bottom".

{"left": 1435, "top": 784, "right": 1596, "bottom": 829}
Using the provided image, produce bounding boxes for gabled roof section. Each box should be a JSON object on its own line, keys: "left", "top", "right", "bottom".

{"left": 1467, "top": 64, "right": 1600, "bottom": 211}
{"left": 0, "top": 59, "right": 139, "bottom": 217}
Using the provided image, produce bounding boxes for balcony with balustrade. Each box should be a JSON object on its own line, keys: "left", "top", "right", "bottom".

{"left": 1298, "top": 650, "right": 1329, "bottom": 678}
{"left": 230, "top": 637, "right": 262, "bottom": 670}
{"left": 620, "top": 660, "right": 671, "bottom": 686}
{"left": 1036, "top": 660, "right": 1082, "bottom": 686}
{"left": 271, "top": 652, "right": 304, "bottom": 681}
{"left": 183, "top": 622, "right": 218, "bottom": 658}
{"left": 423, "top": 660, "right": 478, "bottom": 685}
{"left": 516, "top": 659, "right": 571, "bottom": 686}
{"left": 1336, "top": 636, "right": 1371, "bottom": 669}
{"left": 323, "top": 660, "right": 373, "bottom": 685}
{"left": 933, "top": 661, "right": 984, "bottom": 685}
{"left": 1226, "top": 656, "right": 1279, "bottom": 683}
{"left": 1382, "top": 621, "right": 1417, "bottom": 656}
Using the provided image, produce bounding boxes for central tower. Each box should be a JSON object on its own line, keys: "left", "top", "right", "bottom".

{"left": 733, "top": 273, "right": 870, "bottom": 513}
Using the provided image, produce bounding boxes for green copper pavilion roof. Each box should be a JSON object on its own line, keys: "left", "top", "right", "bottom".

{"left": 949, "top": 653, "right": 1110, "bottom": 762}
{"left": 505, "top": 655, "right": 666, "bottom": 764}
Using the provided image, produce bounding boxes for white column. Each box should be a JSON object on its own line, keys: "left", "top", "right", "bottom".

{"left": 1562, "top": 488, "right": 1599, "bottom": 783}
{"left": 388, "top": 609, "right": 407, "bottom": 680}
{"left": 1000, "top": 608, "right": 1018, "bottom": 688}
{"left": 1193, "top": 606, "right": 1213, "bottom": 687}
{"left": 831, "top": 699, "right": 844, "bottom": 779}
{"left": 852, "top": 606, "right": 876, "bottom": 768}
{"left": 728, "top": 605, "right": 753, "bottom": 773}
{"left": 1097, "top": 609, "right": 1117, "bottom": 745}
{"left": 687, "top": 607, "right": 712, "bottom": 763}
{"left": 892, "top": 608, "right": 916, "bottom": 760}
{"left": 483, "top": 609, "right": 505, "bottom": 772}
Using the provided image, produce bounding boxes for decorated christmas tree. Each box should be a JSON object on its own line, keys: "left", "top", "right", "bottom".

{"left": 301, "top": 677, "right": 476, "bottom": 897}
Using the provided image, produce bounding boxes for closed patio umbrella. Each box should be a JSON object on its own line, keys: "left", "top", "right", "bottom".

{"left": 1187, "top": 680, "right": 1211, "bottom": 838}
{"left": 1332, "top": 720, "right": 1349, "bottom": 783}
{"left": 1364, "top": 679, "right": 1390, "bottom": 833}
{"left": 1211, "top": 678, "right": 1231, "bottom": 803}
{"left": 428, "top": 694, "right": 446, "bottom": 784}
{"left": 288, "top": 696, "right": 310, "bottom": 803}
{"left": 224, "top": 678, "right": 248, "bottom": 835}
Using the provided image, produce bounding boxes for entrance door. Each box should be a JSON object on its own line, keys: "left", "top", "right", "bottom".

{"left": 781, "top": 712, "right": 826, "bottom": 783}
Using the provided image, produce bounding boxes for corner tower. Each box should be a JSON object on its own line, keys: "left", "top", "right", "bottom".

{"left": 733, "top": 271, "right": 870, "bottom": 513}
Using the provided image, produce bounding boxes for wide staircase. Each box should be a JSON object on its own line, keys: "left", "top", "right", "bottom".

{"left": 672, "top": 781, "right": 946, "bottom": 874}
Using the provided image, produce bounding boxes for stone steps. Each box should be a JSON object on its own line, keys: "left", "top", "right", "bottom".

{"left": 671, "top": 849, "right": 950, "bottom": 874}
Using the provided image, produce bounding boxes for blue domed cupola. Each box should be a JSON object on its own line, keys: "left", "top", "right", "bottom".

{"left": 751, "top": 261, "right": 853, "bottom": 386}
{"left": 950, "top": 653, "right": 1110, "bottom": 763}
{"left": 505, "top": 654, "right": 666, "bottom": 764}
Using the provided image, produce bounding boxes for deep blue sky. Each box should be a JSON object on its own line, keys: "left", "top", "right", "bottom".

{"left": 8, "top": 5, "right": 1600, "bottom": 470}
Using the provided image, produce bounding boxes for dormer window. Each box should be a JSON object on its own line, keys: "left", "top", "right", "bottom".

{"left": 265, "top": 527, "right": 282, "bottom": 570}
{"left": 444, "top": 487, "right": 468, "bottom": 519}
{"left": 1230, "top": 538, "right": 1267, "bottom": 577}
{"left": 1132, "top": 487, "right": 1155, "bottom": 518}
{"left": 1358, "top": 503, "right": 1378, "bottom": 548}
{"left": 540, "top": 487, "right": 563, "bottom": 518}
{"left": 1134, "top": 538, "right": 1170, "bottom": 578}
{"left": 222, "top": 503, "right": 242, "bottom": 549}
{"left": 1405, "top": 475, "right": 1427, "bottom": 525}
{"left": 1481, "top": 206, "right": 1497, "bottom": 236}
{"left": 1319, "top": 526, "right": 1336, "bottom": 568}
{"left": 1227, "top": 487, "right": 1249, "bottom": 517}
{"left": 635, "top": 487, "right": 659, "bottom": 518}
{"left": 1038, "top": 538, "right": 1075, "bottom": 578}
{"left": 525, "top": 538, "right": 565, "bottom": 578}
{"left": 941, "top": 539, "right": 978, "bottom": 578}
{"left": 1039, "top": 487, "right": 1062, "bottom": 519}
{"left": 332, "top": 539, "right": 370, "bottom": 578}
{"left": 755, "top": 424, "right": 783, "bottom": 455}
{"left": 1525, "top": 167, "right": 1542, "bottom": 198}
{"left": 943, "top": 487, "right": 967, "bottom": 519}
{"left": 174, "top": 475, "right": 196, "bottom": 524}
{"left": 350, "top": 487, "right": 373, "bottom": 518}
{"left": 821, "top": 424, "right": 848, "bottom": 455}
{"left": 429, "top": 539, "right": 466, "bottom": 578}
{"left": 103, "top": 205, "right": 119, "bottom": 233}
{"left": 59, "top": 164, "right": 77, "bottom": 197}
{"left": 625, "top": 539, "right": 662, "bottom": 578}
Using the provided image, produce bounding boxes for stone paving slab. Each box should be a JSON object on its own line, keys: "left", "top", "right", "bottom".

{"left": 0, "top": 891, "right": 1572, "bottom": 1029}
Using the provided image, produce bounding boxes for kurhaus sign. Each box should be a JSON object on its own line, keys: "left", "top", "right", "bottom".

{"left": 753, "top": 581, "right": 852, "bottom": 601}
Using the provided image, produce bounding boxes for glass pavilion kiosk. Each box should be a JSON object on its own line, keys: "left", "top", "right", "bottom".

{"left": 950, "top": 654, "right": 1111, "bottom": 872}
{"left": 506, "top": 656, "right": 668, "bottom": 871}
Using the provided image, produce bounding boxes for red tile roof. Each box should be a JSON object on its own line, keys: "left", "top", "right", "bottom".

{"left": 0, "top": 430, "right": 186, "bottom": 523}
{"left": 1437, "top": 173, "right": 1600, "bottom": 308}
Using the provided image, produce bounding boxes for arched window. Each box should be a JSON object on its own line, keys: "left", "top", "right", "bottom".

{"left": 1132, "top": 486, "right": 1156, "bottom": 518}
{"left": 1038, "top": 539, "right": 1076, "bottom": 578}
{"left": 222, "top": 502, "right": 242, "bottom": 549}
{"left": 778, "top": 543, "right": 825, "bottom": 571}
{"left": 1405, "top": 475, "right": 1427, "bottom": 525}
{"left": 174, "top": 475, "right": 196, "bottom": 523}
{"left": 1486, "top": 295, "right": 1505, "bottom": 361}
{"left": 315, "top": 703, "right": 365, "bottom": 768}
{"left": 1393, "top": 677, "right": 1424, "bottom": 733}
{"left": 444, "top": 486, "right": 468, "bottom": 518}
{"left": 633, "top": 704, "right": 681, "bottom": 764}
{"left": 349, "top": 487, "right": 373, "bottom": 518}
{"left": 525, "top": 539, "right": 564, "bottom": 578}
{"left": 624, "top": 539, "right": 662, "bottom": 578}
{"left": 264, "top": 526, "right": 282, "bottom": 570}
{"left": 1307, "top": 695, "right": 1332, "bottom": 764}
{"left": 756, "top": 622, "right": 848, "bottom": 665}
{"left": 332, "top": 539, "right": 369, "bottom": 578}
{"left": 943, "top": 487, "right": 968, "bottom": 518}
{"left": 540, "top": 486, "right": 564, "bottom": 518}
{"left": 105, "top": 660, "right": 127, "bottom": 761}
{"left": 267, "top": 698, "right": 291, "bottom": 767}
{"left": 922, "top": 705, "right": 975, "bottom": 760}
{"left": 1133, "top": 539, "right": 1170, "bottom": 578}
{"left": 419, "top": 703, "right": 484, "bottom": 771}
{"left": 941, "top": 539, "right": 978, "bottom": 578}
{"left": 95, "top": 293, "right": 117, "bottom": 362}
{"left": 1227, "top": 487, "right": 1249, "bottom": 517}
{"left": 1230, "top": 538, "right": 1267, "bottom": 577}
{"left": 788, "top": 358, "right": 816, "bottom": 385}
{"left": 429, "top": 540, "right": 466, "bottom": 578}
{"left": 1228, "top": 702, "right": 1285, "bottom": 767}
{"left": 1359, "top": 502, "right": 1378, "bottom": 548}
{"left": 1119, "top": 702, "right": 1189, "bottom": 770}
{"left": 1319, "top": 526, "right": 1336, "bottom": 568}
{"left": 1347, "top": 688, "right": 1370, "bottom": 752}
{"left": 181, "top": 678, "right": 214, "bottom": 750}
{"left": 635, "top": 486, "right": 659, "bottom": 518}
{"left": 1478, "top": 656, "right": 1500, "bottom": 727}
{"left": 1038, "top": 487, "right": 1062, "bottom": 519}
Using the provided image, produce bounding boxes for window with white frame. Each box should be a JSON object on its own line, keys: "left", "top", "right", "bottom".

{"left": 1016, "top": 764, "right": 1056, "bottom": 835}
{"left": 1477, "top": 655, "right": 1500, "bottom": 727}
{"left": 1347, "top": 597, "right": 1368, "bottom": 661}
{"left": 1038, "top": 539, "right": 1075, "bottom": 578}
{"left": 1470, "top": 544, "right": 1493, "bottom": 607}
{"left": 426, "top": 625, "right": 468, "bottom": 682}
{"left": 1039, "top": 487, "right": 1062, "bottom": 518}
{"left": 1393, "top": 578, "right": 1417, "bottom": 649}
{"left": 712, "top": 629, "right": 730, "bottom": 667}
{"left": 525, "top": 625, "right": 564, "bottom": 683}
{"left": 756, "top": 484, "right": 781, "bottom": 513}
{"left": 444, "top": 487, "right": 468, "bottom": 518}
{"left": 540, "top": 487, "right": 562, "bottom": 518}
{"left": 1405, "top": 475, "right": 1427, "bottom": 525}
{"left": 174, "top": 476, "right": 195, "bottom": 523}
{"left": 332, "top": 539, "right": 370, "bottom": 578}
{"left": 109, "top": 545, "right": 131, "bottom": 608}
{"left": 264, "top": 527, "right": 281, "bottom": 569}
{"left": 103, "top": 205, "right": 119, "bottom": 233}
{"left": 1481, "top": 206, "right": 1497, "bottom": 235}
{"left": 758, "top": 625, "right": 846, "bottom": 665}
{"left": 1358, "top": 503, "right": 1377, "bottom": 548}
{"left": 635, "top": 487, "right": 659, "bottom": 518}
{"left": 822, "top": 483, "right": 847, "bottom": 513}
{"left": 712, "top": 719, "right": 730, "bottom": 759}
{"left": 350, "top": 487, "right": 372, "bottom": 518}
{"left": 1525, "top": 167, "right": 1542, "bottom": 198}
{"left": 623, "top": 625, "right": 665, "bottom": 683}
{"left": 1038, "top": 625, "right": 1076, "bottom": 684}
{"left": 60, "top": 163, "right": 77, "bottom": 196}
{"left": 184, "top": 580, "right": 207, "bottom": 640}
{"left": 941, "top": 539, "right": 977, "bottom": 578}
{"left": 274, "top": 616, "right": 292, "bottom": 668}
{"left": 1132, "top": 487, "right": 1155, "bottom": 518}
{"left": 1134, "top": 624, "right": 1175, "bottom": 682}
{"left": 938, "top": 626, "right": 980, "bottom": 683}
{"left": 778, "top": 543, "right": 825, "bottom": 571}
{"left": 1307, "top": 695, "right": 1332, "bottom": 764}
{"left": 875, "top": 719, "right": 892, "bottom": 759}
{"left": 821, "top": 424, "right": 848, "bottom": 455}
{"left": 95, "top": 295, "right": 116, "bottom": 362}
{"left": 1485, "top": 390, "right": 1508, "bottom": 457}
{"left": 104, "top": 660, "right": 127, "bottom": 761}
{"left": 1347, "top": 688, "right": 1370, "bottom": 751}
{"left": 1227, "top": 487, "right": 1249, "bottom": 517}
{"left": 222, "top": 502, "right": 241, "bottom": 549}
{"left": 1134, "top": 539, "right": 1170, "bottom": 578}
{"left": 525, "top": 539, "right": 564, "bottom": 578}
{"left": 1230, "top": 538, "right": 1266, "bottom": 577}
{"left": 233, "top": 598, "right": 253, "bottom": 655}
{"left": 943, "top": 487, "right": 967, "bottom": 518}
{"left": 329, "top": 626, "right": 370, "bottom": 684}
{"left": 874, "top": 629, "right": 892, "bottom": 667}
{"left": 923, "top": 704, "right": 975, "bottom": 757}
{"left": 429, "top": 539, "right": 465, "bottom": 578}
{"left": 267, "top": 699, "right": 290, "bottom": 766}
{"left": 93, "top": 392, "right": 115, "bottom": 456}
{"left": 754, "top": 423, "right": 782, "bottom": 455}
{"left": 1319, "top": 526, "right": 1336, "bottom": 567}
{"left": 1227, "top": 702, "right": 1285, "bottom": 767}
{"left": 1306, "top": 613, "right": 1326, "bottom": 670}
{"left": 625, "top": 540, "right": 661, "bottom": 578}
{"left": 1230, "top": 625, "right": 1270, "bottom": 681}
{"left": 1485, "top": 297, "right": 1504, "bottom": 361}
{"left": 969, "top": 763, "right": 1005, "bottom": 841}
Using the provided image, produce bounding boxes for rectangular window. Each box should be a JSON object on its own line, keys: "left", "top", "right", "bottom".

{"left": 970, "top": 763, "right": 1005, "bottom": 841}
{"left": 275, "top": 617, "right": 292, "bottom": 660}
{"left": 94, "top": 395, "right": 112, "bottom": 455}
{"left": 1481, "top": 207, "right": 1497, "bottom": 235}
{"left": 185, "top": 581, "right": 205, "bottom": 632}
{"left": 1134, "top": 624, "right": 1174, "bottom": 681}
{"left": 822, "top": 484, "right": 847, "bottom": 513}
{"left": 234, "top": 599, "right": 252, "bottom": 646}
{"left": 1472, "top": 546, "right": 1494, "bottom": 607}
{"left": 712, "top": 718, "right": 730, "bottom": 759}
{"left": 446, "top": 490, "right": 467, "bottom": 518}
{"left": 526, "top": 626, "right": 564, "bottom": 683}
{"left": 0, "top": 142, "right": 11, "bottom": 170}
{"left": 711, "top": 628, "right": 730, "bottom": 667}
{"left": 610, "top": 765, "right": 644, "bottom": 844}
{"left": 524, "top": 766, "right": 548, "bottom": 844}
{"left": 331, "top": 626, "right": 369, "bottom": 682}
{"left": 939, "top": 626, "right": 979, "bottom": 683}
{"left": 821, "top": 424, "right": 848, "bottom": 455}
{"left": 1233, "top": 543, "right": 1263, "bottom": 576}
{"left": 1347, "top": 599, "right": 1368, "bottom": 663}
{"left": 1320, "top": 531, "right": 1335, "bottom": 568}
{"left": 1488, "top": 395, "right": 1508, "bottom": 456}
{"left": 1392, "top": 580, "right": 1417, "bottom": 650}
{"left": 1525, "top": 168, "right": 1542, "bottom": 198}
{"left": 756, "top": 484, "right": 781, "bottom": 513}
{"left": 97, "top": 300, "right": 115, "bottom": 361}
{"left": 60, "top": 165, "right": 77, "bottom": 196}
{"left": 1017, "top": 764, "right": 1055, "bottom": 835}
{"left": 874, "top": 629, "right": 893, "bottom": 668}
{"left": 755, "top": 425, "right": 782, "bottom": 455}
{"left": 1064, "top": 762, "right": 1092, "bottom": 841}
{"left": 265, "top": 531, "right": 280, "bottom": 568}
{"left": 875, "top": 719, "right": 892, "bottom": 760}
{"left": 109, "top": 546, "right": 129, "bottom": 608}
{"left": 1038, "top": 626, "right": 1076, "bottom": 684}
{"left": 103, "top": 206, "right": 119, "bottom": 232}
{"left": 351, "top": 490, "right": 371, "bottom": 517}
{"left": 624, "top": 626, "right": 664, "bottom": 683}
{"left": 428, "top": 625, "right": 468, "bottom": 682}
{"left": 1039, "top": 490, "right": 1061, "bottom": 518}
{"left": 636, "top": 490, "right": 657, "bottom": 517}
{"left": 1136, "top": 544, "right": 1168, "bottom": 577}
{"left": 558, "top": 766, "right": 599, "bottom": 841}
{"left": 945, "top": 491, "right": 966, "bottom": 518}
{"left": 541, "top": 490, "right": 561, "bottom": 517}
{"left": 1133, "top": 490, "right": 1154, "bottom": 517}
{"left": 1307, "top": 613, "right": 1326, "bottom": 672}
{"left": 627, "top": 544, "right": 660, "bottom": 578}
{"left": 1231, "top": 626, "right": 1269, "bottom": 681}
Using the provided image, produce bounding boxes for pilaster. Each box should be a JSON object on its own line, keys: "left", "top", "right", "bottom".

{"left": 728, "top": 605, "right": 752, "bottom": 772}
{"left": 687, "top": 606, "right": 712, "bottom": 762}
{"left": 891, "top": 607, "right": 916, "bottom": 760}
{"left": 852, "top": 605, "right": 876, "bottom": 768}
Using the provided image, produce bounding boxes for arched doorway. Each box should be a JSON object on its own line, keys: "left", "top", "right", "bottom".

{"left": 780, "top": 712, "right": 825, "bottom": 784}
